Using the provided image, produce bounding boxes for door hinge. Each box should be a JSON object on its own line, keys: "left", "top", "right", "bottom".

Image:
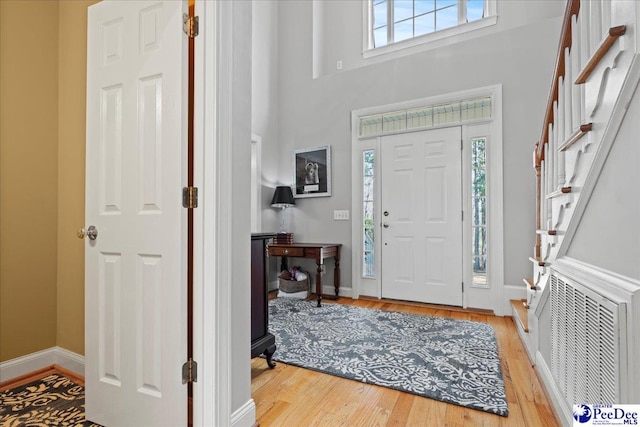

{"left": 461, "top": 139, "right": 463, "bottom": 150}
{"left": 183, "top": 187, "right": 198, "bottom": 208}
{"left": 182, "top": 358, "right": 198, "bottom": 384}
{"left": 461, "top": 210, "right": 464, "bottom": 221}
{"left": 183, "top": 14, "right": 199, "bottom": 38}
{"left": 462, "top": 281, "right": 464, "bottom": 293}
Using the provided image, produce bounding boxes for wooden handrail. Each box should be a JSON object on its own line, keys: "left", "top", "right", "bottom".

{"left": 535, "top": 0, "right": 581, "bottom": 165}
{"left": 558, "top": 123, "right": 593, "bottom": 151}
{"left": 575, "top": 25, "right": 627, "bottom": 84}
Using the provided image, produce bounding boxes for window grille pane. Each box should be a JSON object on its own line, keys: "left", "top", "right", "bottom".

{"left": 358, "top": 97, "right": 490, "bottom": 139}
{"left": 467, "top": 0, "right": 484, "bottom": 22}
{"left": 461, "top": 97, "right": 492, "bottom": 121}
{"left": 407, "top": 107, "right": 433, "bottom": 129}
{"left": 369, "top": 0, "right": 494, "bottom": 51}
{"left": 364, "top": 227, "right": 375, "bottom": 251}
{"left": 373, "top": 27, "right": 388, "bottom": 47}
{"left": 436, "top": 5, "right": 458, "bottom": 31}
{"left": 415, "top": 0, "right": 435, "bottom": 15}
{"left": 436, "top": 0, "right": 456, "bottom": 8}
{"left": 415, "top": 12, "right": 435, "bottom": 36}
{"left": 471, "top": 137, "right": 487, "bottom": 286}
{"left": 363, "top": 150, "right": 376, "bottom": 278}
{"left": 394, "top": 19, "right": 414, "bottom": 42}
{"left": 373, "top": 0, "right": 388, "bottom": 28}
{"left": 359, "top": 114, "right": 383, "bottom": 136}
{"left": 364, "top": 251, "right": 375, "bottom": 277}
{"left": 433, "top": 102, "right": 460, "bottom": 125}
{"left": 382, "top": 110, "right": 407, "bottom": 133}
{"left": 394, "top": 0, "right": 414, "bottom": 22}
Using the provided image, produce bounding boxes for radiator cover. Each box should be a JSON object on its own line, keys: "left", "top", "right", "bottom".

{"left": 549, "top": 271, "right": 626, "bottom": 406}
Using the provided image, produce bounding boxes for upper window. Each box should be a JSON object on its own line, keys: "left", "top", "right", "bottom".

{"left": 369, "top": 0, "right": 492, "bottom": 50}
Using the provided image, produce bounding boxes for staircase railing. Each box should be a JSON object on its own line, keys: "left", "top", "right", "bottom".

{"left": 532, "top": 0, "right": 625, "bottom": 261}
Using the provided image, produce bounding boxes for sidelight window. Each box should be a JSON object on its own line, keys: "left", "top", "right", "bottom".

{"left": 363, "top": 150, "right": 376, "bottom": 278}
{"left": 471, "top": 137, "right": 487, "bottom": 286}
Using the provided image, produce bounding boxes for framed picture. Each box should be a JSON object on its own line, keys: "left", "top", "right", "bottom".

{"left": 293, "top": 145, "right": 331, "bottom": 198}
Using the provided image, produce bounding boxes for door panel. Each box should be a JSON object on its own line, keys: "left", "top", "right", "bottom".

{"left": 85, "top": 1, "right": 187, "bottom": 425}
{"left": 381, "top": 127, "right": 463, "bottom": 306}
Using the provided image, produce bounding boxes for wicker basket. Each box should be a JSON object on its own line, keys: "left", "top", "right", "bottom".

{"left": 279, "top": 276, "right": 310, "bottom": 293}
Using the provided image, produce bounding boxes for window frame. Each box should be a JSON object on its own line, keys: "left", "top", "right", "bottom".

{"left": 362, "top": 0, "right": 497, "bottom": 60}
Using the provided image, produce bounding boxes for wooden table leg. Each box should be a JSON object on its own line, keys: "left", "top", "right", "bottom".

{"left": 316, "top": 263, "right": 323, "bottom": 307}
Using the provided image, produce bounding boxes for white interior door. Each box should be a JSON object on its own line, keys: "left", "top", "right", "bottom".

{"left": 380, "top": 127, "right": 463, "bottom": 306}
{"left": 85, "top": 1, "right": 187, "bottom": 425}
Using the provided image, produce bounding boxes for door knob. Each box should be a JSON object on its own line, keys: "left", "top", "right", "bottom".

{"left": 77, "top": 225, "right": 98, "bottom": 240}
{"left": 383, "top": 223, "right": 390, "bottom": 228}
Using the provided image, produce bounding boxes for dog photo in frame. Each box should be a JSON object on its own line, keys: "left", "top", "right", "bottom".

{"left": 293, "top": 145, "right": 331, "bottom": 198}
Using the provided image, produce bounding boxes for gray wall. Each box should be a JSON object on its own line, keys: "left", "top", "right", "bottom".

{"left": 252, "top": 0, "right": 280, "bottom": 234}
{"left": 268, "top": 0, "right": 565, "bottom": 302}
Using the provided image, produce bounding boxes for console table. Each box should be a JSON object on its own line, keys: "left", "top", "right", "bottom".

{"left": 267, "top": 242, "right": 342, "bottom": 307}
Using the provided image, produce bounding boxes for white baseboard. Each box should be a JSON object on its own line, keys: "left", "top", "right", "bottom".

{"left": 322, "top": 285, "right": 352, "bottom": 299}
{"left": 54, "top": 347, "right": 85, "bottom": 376}
{"left": 535, "top": 350, "right": 571, "bottom": 427}
{"left": 230, "top": 398, "right": 256, "bottom": 427}
{"left": 0, "top": 347, "right": 85, "bottom": 382}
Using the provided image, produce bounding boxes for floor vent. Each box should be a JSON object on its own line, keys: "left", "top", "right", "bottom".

{"left": 550, "top": 271, "right": 625, "bottom": 406}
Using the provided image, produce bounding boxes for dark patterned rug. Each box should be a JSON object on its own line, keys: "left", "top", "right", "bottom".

{"left": 0, "top": 373, "right": 101, "bottom": 426}
{"left": 268, "top": 298, "right": 508, "bottom": 416}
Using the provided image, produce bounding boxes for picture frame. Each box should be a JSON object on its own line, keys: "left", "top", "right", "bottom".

{"left": 293, "top": 145, "right": 331, "bottom": 198}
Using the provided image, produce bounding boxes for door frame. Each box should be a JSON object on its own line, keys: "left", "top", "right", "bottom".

{"left": 193, "top": 1, "right": 254, "bottom": 426}
{"left": 350, "top": 85, "right": 506, "bottom": 315}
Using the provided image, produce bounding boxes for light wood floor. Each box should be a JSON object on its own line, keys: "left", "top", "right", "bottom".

{"left": 251, "top": 297, "right": 560, "bottom": 427}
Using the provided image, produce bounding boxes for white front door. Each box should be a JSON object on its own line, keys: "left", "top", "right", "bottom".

{"left": 380, "top": 127, "right": 463, "bottom": 306}
{"left": 85, "top": 1, "right": 188, "bottom": 426}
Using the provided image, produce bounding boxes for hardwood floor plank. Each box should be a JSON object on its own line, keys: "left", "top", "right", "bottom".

{"left": 253, "top": 297, "right": 560, "bottom": 427}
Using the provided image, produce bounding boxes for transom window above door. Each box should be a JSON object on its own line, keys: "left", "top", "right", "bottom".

{"left": 366, "top": 0, "right": 496, "bottom": 55}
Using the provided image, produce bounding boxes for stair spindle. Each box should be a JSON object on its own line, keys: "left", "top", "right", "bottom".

{"left": 556, "top": 76, "right": 566, "bottom": 189}
{"left": 571, "top": 14, "right": 581, "bottom": 130}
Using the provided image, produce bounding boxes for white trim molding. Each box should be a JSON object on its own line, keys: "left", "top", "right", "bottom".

{"left": 231, "top": 399, "right": 257, "bottom": 427}
{"left": 0, "top": 347, "right": 85, "bottom": 382}
{"left": 195, "top": 1, "right": 255, "bottom": 426}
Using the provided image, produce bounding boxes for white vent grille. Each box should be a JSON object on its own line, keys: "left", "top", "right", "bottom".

{"left": 550, "top": 271, "right": 625, "bottom": 405}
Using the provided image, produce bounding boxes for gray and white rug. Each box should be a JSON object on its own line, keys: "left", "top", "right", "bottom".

{"left": 268, "top": 298, "right": 508, "bottom": 416}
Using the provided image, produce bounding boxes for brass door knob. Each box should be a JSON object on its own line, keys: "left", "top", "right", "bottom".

{"left": 77, "top": 225, "right": 98, "bottom": 240}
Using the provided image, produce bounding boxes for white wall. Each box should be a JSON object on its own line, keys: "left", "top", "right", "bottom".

{"left": 252, "top": 0, "right": 280, "bottom": 234}
{"left": 274, "top": 0, "right": 565, "bottom": 302}
{"left": 566, "top": 87, "right": 640, "bottom": 280}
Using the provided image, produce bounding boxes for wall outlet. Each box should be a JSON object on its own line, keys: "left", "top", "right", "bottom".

{"left": 333, "top": 210, "right": 349, "bottom": 220}
{"left": 336, "top": 60, "right": 343, "bottom": 70}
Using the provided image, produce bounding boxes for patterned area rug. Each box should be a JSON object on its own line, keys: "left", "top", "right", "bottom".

{"left": 0, "top": 373, "right": 101, "bottom": 426}
{"left": 269, "top": 298, "right": 509, "bottom": 416}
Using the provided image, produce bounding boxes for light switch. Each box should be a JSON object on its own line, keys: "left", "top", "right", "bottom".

{"left": 333, "top": 210, "right": 349, "bottom": 220}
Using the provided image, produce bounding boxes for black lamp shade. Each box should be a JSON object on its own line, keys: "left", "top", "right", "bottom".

{"left": 271, "top": 186, "right": 295, "bottom": 208}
